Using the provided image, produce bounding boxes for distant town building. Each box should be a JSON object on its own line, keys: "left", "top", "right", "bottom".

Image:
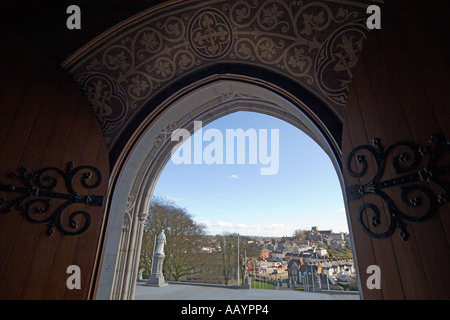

{"left": 315, "top": 247, "right": 328, "bottom": 257}
{"left": 270, "top": 252, "right": 285, "bottom": 261}
{"left": 259, "top": 251, "right": 270, "bottom": 261}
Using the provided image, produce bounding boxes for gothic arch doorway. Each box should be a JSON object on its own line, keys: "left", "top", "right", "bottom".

{"left": 61, "top": 0, "right": 450, "bottom": 301}
{"left": 2, "top": 0, "right": 449, "bottom": 301}
{"left": 99, "top": 77, "right": 349, "bottom": 299}
{"left": 59, "top": 0, "right": 370, "bottom": 299}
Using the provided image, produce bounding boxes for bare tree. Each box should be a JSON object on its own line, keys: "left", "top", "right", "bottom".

{"left": 217, "top": 233, "right": 260, "bottom": 285}
{"left": 239, "top": 236, "right": 260, "bottom": 284}
{"left": 140, "top": 197, "right": 209, "bottom": 281}
{"left": 293, "top": 228, "right": 312, "bottom": 241}
{"left": 219, "top": 233, "right": 238, "bottom": 285}
{"left": 141, "top": 199, "right": 263, "bottom": 286}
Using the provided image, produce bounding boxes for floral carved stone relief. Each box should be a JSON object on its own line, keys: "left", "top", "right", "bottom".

{"left": 189, "top": 8, "right": 233, "bottom": 59}
{"left": 63, "top": 0, "right": 371, "bottom": 150}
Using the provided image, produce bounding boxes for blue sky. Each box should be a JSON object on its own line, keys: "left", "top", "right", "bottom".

{"left": 152, "top": 111, "right": 348, "bottom": 237}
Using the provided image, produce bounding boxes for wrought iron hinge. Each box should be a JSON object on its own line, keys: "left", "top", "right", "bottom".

{"left": 0, "top": 162, "right": 104, "bottom": 236}
{"left": 345, "top": 135, "right": 450, "bottom": 241}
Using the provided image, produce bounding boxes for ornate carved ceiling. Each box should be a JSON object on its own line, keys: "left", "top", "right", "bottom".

{"left": 62, "top": 0, "right": 377, "bottom": 152}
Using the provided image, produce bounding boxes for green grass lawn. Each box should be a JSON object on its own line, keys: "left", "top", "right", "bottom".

{"left": 250, "top": 279, "right": 276, "bottom": 290}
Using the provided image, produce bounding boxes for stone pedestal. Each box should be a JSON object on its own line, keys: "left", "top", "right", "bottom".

{"left": 146, "top": 253, "right": 167, "bottom": 287}
{"left": 243, "top": 276, "right": 251, "bottom": 289}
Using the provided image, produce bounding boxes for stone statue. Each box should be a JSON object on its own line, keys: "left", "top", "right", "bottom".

{"left": 155, "top": 229, "right": 166, "bottom": 255}
{"left": 147, "top": 228, "right": 168, "bottom": 287}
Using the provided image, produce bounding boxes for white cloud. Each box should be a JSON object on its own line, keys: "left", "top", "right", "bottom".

{"left": 164, "top": 196, "right": 182, "bottom": 202}
{"left": 200, "top": 220, "right": 245, "bottom": 231}
{"left": 265, "top": 223, "right": 285, "bottom": 230}
{"left": 216, "top": 221, "right": 236, "bottom": 227}
{"left": 226, "top": 174, "right": 239, "bottom": 180}
{"left": 199, "top": 220, "right": 290, "bottom": 236}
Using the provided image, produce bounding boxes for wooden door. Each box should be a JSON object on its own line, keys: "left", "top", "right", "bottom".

{"left": 0, "top": 33, "right": 109, "bottom": 299}
{"left": 343, "top": 0, "right": 450, "bottom": 299}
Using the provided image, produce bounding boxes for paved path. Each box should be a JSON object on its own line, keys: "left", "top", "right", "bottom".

{"left": 134, "top": 282, "right": 360, "bottom": 300}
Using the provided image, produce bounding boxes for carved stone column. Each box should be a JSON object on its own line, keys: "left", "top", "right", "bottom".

{"left": 112, "top": 195, "right": 135, "bottom": 300}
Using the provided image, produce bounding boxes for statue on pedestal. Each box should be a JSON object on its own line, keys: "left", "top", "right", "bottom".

{"left": 155, "top": 229, "right": 166, "bottom": 255}
{"left": 146, "top": 229, "right": 168, "bottom": 287}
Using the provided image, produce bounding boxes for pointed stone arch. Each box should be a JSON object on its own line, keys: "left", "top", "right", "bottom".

{"left": 62, "top": 0, "right": 373, "bottom": 163}
{"left": 96, "top": 77, "right": 347, "bottom": 299}
{"left": 61, "top": 0, "right": 376, "bottom": 300}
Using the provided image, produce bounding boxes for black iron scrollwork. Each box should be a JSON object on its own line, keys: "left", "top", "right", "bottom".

{"left": 0, "top": 162, "right": 104, "bottom": 236}
{"left": 346, "top": 135, "right": 450, "bottom": 241}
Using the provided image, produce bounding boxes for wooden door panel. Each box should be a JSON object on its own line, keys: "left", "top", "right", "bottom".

{"left": 344, "top": 1, "right": 450, "bottom": 299}
{"left": 0, "top": 34, "right": 109, "bottom": 300}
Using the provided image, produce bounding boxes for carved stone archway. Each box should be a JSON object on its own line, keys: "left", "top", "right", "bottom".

{"left": 61, "top": 0, "right": 377, "bottom": 299}
{"left": 3, "top": 0, "right": 449, "bottom": 301}
{"left": 62, "top": 0, "right": 375, "bottom": 166}
{"left": 99, "top": 77, "right": 348, "bottom": 299}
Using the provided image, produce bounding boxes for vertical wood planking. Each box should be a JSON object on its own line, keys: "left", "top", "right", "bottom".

{"left": 0, "top": 35, "right": 109, "bottom": 300}
{"left": 385, "top": 0, "right": 450, "bottom": 299}
{"left": 345, "top": 45, "right": 407, "bottom": 299}
{"left": 342, "top": 81, "right": 383, "bottom": 299}
{"left": 65, "top": 114, "right": 108, "bottom": 300}
{"left": 343, "top": 1, "right": 450, "bottom": 299}
{"left": 0, "top": 50, "right": 57, "bottom": 298}
{"left": 20, "top": 72, "right": 80, "bottom": 299}
{"left": 41, "top": 91, "right": 92, "bottom": 299}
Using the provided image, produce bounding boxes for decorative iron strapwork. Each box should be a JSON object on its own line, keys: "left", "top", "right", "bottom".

{"left": 0, "top": 162, "right": 104, "bottom": 236}
{"left": 346, "top": 135, "right": 450, "bottom": 241}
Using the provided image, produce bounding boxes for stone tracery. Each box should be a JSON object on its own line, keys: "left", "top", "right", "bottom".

{"left": 63, "top": 0, "right": 373, "bottom": 150}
